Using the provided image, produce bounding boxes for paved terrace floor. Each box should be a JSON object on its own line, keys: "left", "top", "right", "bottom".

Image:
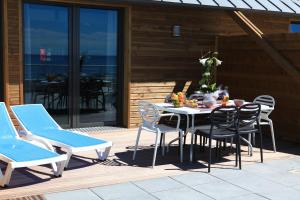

{"left": 1, "top": 128, "right": 300, "bottom": 199}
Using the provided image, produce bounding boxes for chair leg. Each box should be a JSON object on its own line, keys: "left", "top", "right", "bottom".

{"left": 269, "top": 120, "right": 276, "bottom": 152}
{"left": 235, "top": 137, "right": 238, "bottom": 167}
{"left": 230, "top": 138, "right": 233, "bottom": 153}
{"left": 237, "top": 136, "right": 242, "bottom": 170}
{"left": 215, "top": 140, "right": 219, "bottom": 158}
{"left": 190, "top": 130, "right": 195, "bottom": 162}
{"left": 162, "top": 133, "right": 165, "bottom": 156}
{"left": 259, "top": 128, "right": 264, "bottom": 163}
{"left": 133, "top": 126, "right": 142, "bottom": 160}
{"left": 252, "top": 132, "right": 256, "bottom": 145}
{"left": 193, "top": 134, "right": 197, "bottom": 160}
{"left": 179, "top": 130, "right": 183, "bottom": 162}
{"left": 152, "top": 131, "right": 161, "bottom": 168}
{"left": 159, "top": 133, "right": 163, "bottom": 148}
{"left": 208, "top": 137, "right": 212, "bottom": 173}
{"left": 247, "top": 134, "right": 251, "bottom": 156}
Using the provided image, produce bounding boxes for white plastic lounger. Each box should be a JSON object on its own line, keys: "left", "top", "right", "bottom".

{"left": 11, "top": 104, "right": 112, "bottom": 168}
{"left": 0, "top": 102, "right": 67, "bottom": 187}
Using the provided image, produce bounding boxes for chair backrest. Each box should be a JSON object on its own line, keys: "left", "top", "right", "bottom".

{"left": 138, "top": 101, "right": 160, "bottom": 130}
{"left": 188, "top": 93, "right": 205, "bottom": 101}
{"left": 210, "top": 106, "right": 238, "bottom": 132}
{"left": 237, "top": 103, "right": 261, "bottom": 128}
{"left": 253, "top": 95, "right": 275, "bottom": 116}
{"left": 11, "top": 104, "right": 60, "bottom": 133}
{"left": 0, "top": 102, "right": 18, "bottom": 140}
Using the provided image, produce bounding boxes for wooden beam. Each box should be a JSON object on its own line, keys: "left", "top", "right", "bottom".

{"left": 2, "top": 0, "right": 9, "bottom": 106}
{"left": 123, "top": 6, "right": 132, "bottom": 128}
{"left": 18, "top": 0, "right": 23, "bottom": 104}
{"left": 228, "top": 11, "right": 300, "bottom": 84}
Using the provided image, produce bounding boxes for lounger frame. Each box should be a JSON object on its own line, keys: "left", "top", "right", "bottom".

{"left": 11, "top": 105, "right": 112, "bottom": 167}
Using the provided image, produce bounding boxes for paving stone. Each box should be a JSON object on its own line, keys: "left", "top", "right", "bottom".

{"left": 153, "top": 186, "right": 213, "bottom": 200}
{"left": 226, "top": 174, "right": 300, "bottom": 200}
{"left": 260, "top": 171, "right": 300, "bottom": 187}
{"left": 133, "top": 177, "right": 183, "bottom": 193}
{"left": 265, "top": 158, "right": 300, "bottom": 171}
{"left": 244, "top": 163, "right": 281, "bottom": 175}
{"left": 91, "top": 182, "right": 148, "bottom": 200}
{"left": 193, "top": 179, "right": 251, "bottom": 200}
{"left": 210, "top": 168, "right": 254, "bottom": 181}
{"left": 45, "top": 189, "right": 101, "bottom": 200}
{"left": 292, "top": 184, "right": 300, "bottom": 191}
{"left": 171, "top": 172, "right": 220, "bottom": 186}
{"left": 113, "top": 193, "right": 157, "bottom": 200}
{"left": 223, "top": 193, "right": 269, "bottom": 200}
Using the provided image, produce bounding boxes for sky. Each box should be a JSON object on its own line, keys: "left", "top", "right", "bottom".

{"left": 24, "top": 3, "right": 118, "bottom": 57}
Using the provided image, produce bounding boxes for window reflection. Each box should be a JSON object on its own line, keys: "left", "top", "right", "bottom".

{"left": 79, "top": 8, "right": 118, "bottom": 125}
{"left": 24, "top": 3, "right": 70, "bottom": 125}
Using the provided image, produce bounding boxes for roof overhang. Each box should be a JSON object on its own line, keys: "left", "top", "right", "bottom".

{"left": 119, "top": 0, "right": 300, "bottom": 16}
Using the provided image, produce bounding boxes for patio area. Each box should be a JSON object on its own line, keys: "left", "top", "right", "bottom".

{"left": 2, "top": 128, "right": 300, "bottom": 199}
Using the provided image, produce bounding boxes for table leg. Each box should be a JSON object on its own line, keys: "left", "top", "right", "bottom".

{"left": 189, "top": 114, "right": 195, "bottom": 162}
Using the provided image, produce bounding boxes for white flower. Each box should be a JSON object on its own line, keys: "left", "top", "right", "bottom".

{"left": 199, "top": 58, "right": 208, "bottom": 66}
{"left": 204, "top": 72, "right": 210, "bottom": 76}
{"left": 201, "top": 84, "right": 208, "bottom": 88}
{"left": 215, "top": 58, "right": 222, "bottom": 66}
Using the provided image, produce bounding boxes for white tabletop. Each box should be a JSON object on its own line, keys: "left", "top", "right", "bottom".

{"left": 155, "top": 101, "right": 272, "bottom": 115}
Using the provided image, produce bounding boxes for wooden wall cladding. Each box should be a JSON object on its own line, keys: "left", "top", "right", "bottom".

{"left": 4, "top": 0, "right": 22, "bottom": 106}
{"left": 218, "top": 33, "right": 300, "bottom": 142}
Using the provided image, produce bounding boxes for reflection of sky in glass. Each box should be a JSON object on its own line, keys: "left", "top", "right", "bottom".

{"left": 80, "top": 8, "right": 117, "bottom": 56}
{"left": 24, "top": 4, "right": 69, "bottom": 56}
{"left": 290, "top": 23, "right": 300, "bottom": 33}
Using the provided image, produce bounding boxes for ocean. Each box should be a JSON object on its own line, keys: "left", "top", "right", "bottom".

{"left": 24, "top": 54, "right": 118, "bottom": 80}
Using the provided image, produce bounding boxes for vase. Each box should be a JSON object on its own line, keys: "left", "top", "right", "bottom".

{"left": 203, "top": 93, "right": 217, "bottom": 108}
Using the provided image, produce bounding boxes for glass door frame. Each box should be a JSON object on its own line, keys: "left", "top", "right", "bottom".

{"left": 23, "top": 1, "right": 124, "bottom": 128}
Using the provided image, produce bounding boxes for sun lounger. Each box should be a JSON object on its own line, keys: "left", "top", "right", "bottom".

{"left": 0, "top": 102, "right": 67, "bottom": 187}
{"left": 11, "top": 104, "right": 112, "bottom": 168}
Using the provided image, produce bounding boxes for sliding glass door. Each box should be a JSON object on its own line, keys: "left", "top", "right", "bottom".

{"left": 78, "top": 8, "right": 119, "bottom": 126}
{"left": 23, "top": 3, "right": 122, "bottom": 128}
{"left": 24, "top": 3, "right": 70, "bottom": 126}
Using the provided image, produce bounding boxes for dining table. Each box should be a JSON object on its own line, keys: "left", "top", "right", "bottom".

{"left": 155, "top": 101, "right": 273, "bottom": 162}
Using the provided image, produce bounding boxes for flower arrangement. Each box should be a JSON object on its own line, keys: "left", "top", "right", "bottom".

{"left": 171, "top": 92, "right": 186, "bottom": 107}
{"left": 198, "top": 52, "right": 222, "bottom": 93}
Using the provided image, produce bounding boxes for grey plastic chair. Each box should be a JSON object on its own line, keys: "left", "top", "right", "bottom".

{"left": 254, "top": 95, "right": 276, "bottom": 152}
{"left": 133, "top": 101, "right": 183, "bottom": 167}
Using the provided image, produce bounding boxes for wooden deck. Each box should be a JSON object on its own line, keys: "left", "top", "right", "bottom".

{"left": 1, "top": 129, "right": 299, "bottom": 199}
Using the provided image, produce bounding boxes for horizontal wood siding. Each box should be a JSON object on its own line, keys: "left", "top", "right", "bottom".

{"left": 218, "top": 33, "right": 300, "bottom": 142}
{"left": 5, "top": 0, "right": 22, "bottom": 106}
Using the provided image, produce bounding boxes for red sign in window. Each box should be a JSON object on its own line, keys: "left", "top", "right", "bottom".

{"left": 40, "top": 48, "right": 46, "bottom": 62}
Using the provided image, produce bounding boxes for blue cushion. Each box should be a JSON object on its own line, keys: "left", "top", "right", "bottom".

{"left": 11, "top": 104, "right": 109, "bottom": 148}
{"left": 31, "top": 129, "right": 108, "bottom": 148}
{"left": 11, "top": 104, "right": 60, "bottom": 132}
{"left": 0, "top": 103, "right": 17, "bottom": 140}
{"left": 0, "top": 139, "right": 59, "bottom": 162}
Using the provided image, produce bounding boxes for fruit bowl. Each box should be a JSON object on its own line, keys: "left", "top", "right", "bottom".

{"left": 234, "top": 99, "right": 245, "bottom": 107}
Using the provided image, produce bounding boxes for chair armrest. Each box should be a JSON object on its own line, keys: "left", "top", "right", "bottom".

{"left": 159, "top": 113, "right": 181, "bottom": 130}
